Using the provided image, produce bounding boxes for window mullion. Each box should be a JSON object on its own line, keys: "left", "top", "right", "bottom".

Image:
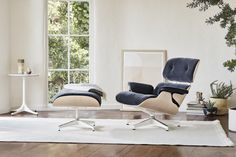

{"left": 48, "top": 34, "right": 89, "bottom": 37}
{"left": 67, "top": 1, "right": 71, "bottom": 84}
{"left": 49, "top": 69, "right": 89, "bottom": 71}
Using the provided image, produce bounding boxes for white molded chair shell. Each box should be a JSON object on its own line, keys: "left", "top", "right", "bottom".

{"left": 139, "top": 91, "right": 186, "bottom": 115}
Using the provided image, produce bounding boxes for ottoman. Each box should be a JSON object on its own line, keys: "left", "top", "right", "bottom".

{"left": 53, "top": 84, "right": 104, "bottom": 131}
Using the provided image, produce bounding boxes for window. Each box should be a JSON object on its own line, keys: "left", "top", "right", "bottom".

{"left": 48, "top": 0, "right": 90, "bottom": 102}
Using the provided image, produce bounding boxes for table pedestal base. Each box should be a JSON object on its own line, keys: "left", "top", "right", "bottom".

{"left": 11, "top": 104, "right": 38, "bottom": 115}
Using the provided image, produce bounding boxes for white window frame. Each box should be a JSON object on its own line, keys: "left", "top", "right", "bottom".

{"left": 46, "top": 0, "right": 94, "bottom": 103}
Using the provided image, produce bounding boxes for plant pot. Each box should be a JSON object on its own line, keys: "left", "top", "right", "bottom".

{"left": 209, "top": 98, "right": 228, "bottom": 115}
{"left": 203, "top": 107, "right": 217, "bottom": 116}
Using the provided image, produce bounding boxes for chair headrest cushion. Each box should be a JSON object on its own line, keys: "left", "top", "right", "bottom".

{"left": 163, "top": 58, "right": 199, "bottom": 83}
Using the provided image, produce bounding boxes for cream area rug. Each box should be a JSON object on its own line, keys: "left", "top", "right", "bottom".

{"left": 0, "top": 117, "right": 233, "bottom": 147}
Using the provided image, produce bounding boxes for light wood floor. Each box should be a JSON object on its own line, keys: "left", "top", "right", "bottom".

{"left": 0, "top": 110, "right": 235, "bottom": 157}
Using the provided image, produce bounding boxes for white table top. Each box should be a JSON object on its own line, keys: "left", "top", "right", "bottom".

{"left": 8, "top": 73, "right": 39, "bottom": 77}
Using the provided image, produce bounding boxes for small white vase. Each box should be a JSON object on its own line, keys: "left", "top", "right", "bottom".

{"left": 229, "top": 107, "right": 236, "bottom": 131}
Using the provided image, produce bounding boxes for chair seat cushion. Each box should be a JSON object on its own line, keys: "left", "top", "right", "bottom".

{"left": 154, "top": 82, "right": 190, "bottom": 95}
{"left": 53, "top": 89, "right": 102, "bottom": 105}
{"left": 116, "top": 91, "right": 157, "bottom": 106}
{"left": 64, "top": 83, "right": 104, "bottom": 97}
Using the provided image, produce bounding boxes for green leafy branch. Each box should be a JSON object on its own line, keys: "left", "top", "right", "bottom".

{"left": 187, "top": 0, "right": 236, "bottom": 72}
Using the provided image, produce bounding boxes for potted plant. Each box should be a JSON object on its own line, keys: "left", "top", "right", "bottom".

{"left": 210, "top": 80, "right": 235, "bottom": 115}
{"left": 203, "top": 101, "right": 217, "bottom": 116}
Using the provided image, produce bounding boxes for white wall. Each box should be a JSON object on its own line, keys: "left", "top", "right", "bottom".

{"left": 10, "top": 0, "right": 47, "bottom": 110}
{"left": 8, "top": 0, "right": 236, "bottom": 110}
{"left": 94, "top": 0, "right": 236, "bottom": 109}
{"left": 0, "top": 0, "right": 10, "bottom": 113}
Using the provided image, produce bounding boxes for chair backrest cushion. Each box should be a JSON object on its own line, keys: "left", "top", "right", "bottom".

{"left": 163, "top": 58, "right": 199, "bottom": 83}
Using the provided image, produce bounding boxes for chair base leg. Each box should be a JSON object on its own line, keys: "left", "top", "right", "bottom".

{"left": 58, "top": 109, "right": 95, "bottom": 131}
{"left": 58, "top": 118, "right": 95, "bottom": 131}
{"left": 58, "top": 119, "right": 78, "bottom": 131}
{"left": 132, "top": 116, "right": 169, "bottom": 131}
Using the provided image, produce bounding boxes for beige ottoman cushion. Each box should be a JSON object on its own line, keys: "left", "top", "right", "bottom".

{"left": 53, "top": 95, "right": 100, "bottom": 107}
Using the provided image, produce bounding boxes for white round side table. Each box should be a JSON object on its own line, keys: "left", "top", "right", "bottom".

{"left": 9, "top": 73, "right": 39, "bottom": 115}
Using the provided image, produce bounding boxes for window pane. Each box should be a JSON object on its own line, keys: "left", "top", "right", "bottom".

{"left": 48, "top": 0, "right": 90, "bottom": 104}
{"left": 70, "top": 1, "right": 89, "bottom": 34}
{"left": 70, "top": 71, "right": 89, "bottom": 84}
{"left": 70, "top": 36, "right": 89, "bottom": 69}
{"left": 49, "top": 36, "right": 68, "bottom": 69}
{"left": 48, "top": 71, "right": 68, "bottom": 102}
{"left": 48, "top": 1, "right": 68, "bottom": 34}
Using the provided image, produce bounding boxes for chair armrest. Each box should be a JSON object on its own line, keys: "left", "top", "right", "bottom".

{"left": 128, "top": 82, "right": 154, "bottom": 94}
{"left": 159, "top": 87, "right": 188, "bottom": 95}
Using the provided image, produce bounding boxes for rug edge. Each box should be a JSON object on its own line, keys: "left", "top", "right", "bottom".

{"left": 214, "top": 120, "right": 234, "bottom": 146}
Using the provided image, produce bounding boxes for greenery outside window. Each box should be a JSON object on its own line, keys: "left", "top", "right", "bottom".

{"left": 48, "top": 0, "right": 90, "bottom": 102}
